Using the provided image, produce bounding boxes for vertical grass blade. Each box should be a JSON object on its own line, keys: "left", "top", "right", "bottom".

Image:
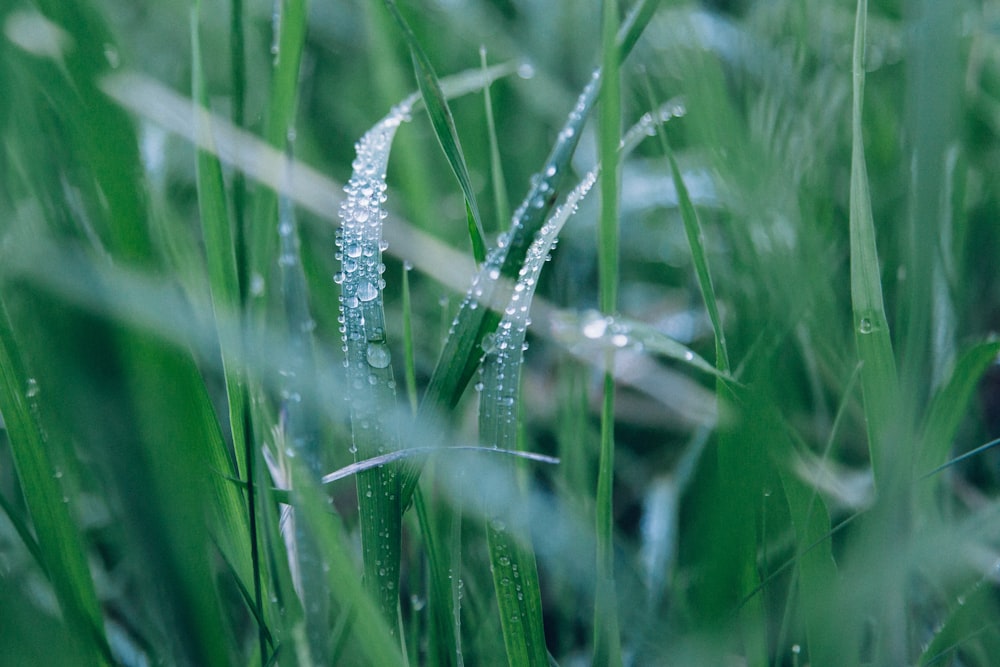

{"left": 337, "top": 101, "right": 413, "bottom": 632}
{"left": 479, "top": 169, "right": 598, "bottom": 666}
{"left": 383, "top": 0, "right": 487, "bottom": 262}
{"left": 246, "top": 0, "right": 308, "bottom": 311}
{"left": 849, "top": 0, "right": 898, "bottom": 486}
{"left": 480, "top": 46, "right": 510, "bottom": 233}
{"left": 594, "top": 0, "right": 623, "bottom": 664}
{"left": 190, "top": 8, "right": 267, "bottom": 660}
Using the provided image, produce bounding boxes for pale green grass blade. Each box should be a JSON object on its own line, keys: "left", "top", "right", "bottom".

{"left": 0, "top": 298, "right": 111, "bottom": 665}
{"left": 594, "top": 0, "right": 623, "bottom": 663}
{"left": 246, "top": 0, "right": 307, "bottom": 311}
{"left": 850, "top": 0, "right": 898, "bottom": 486}
{"left": 481, "top": 46, "right": 511, "bottom": 233}
{"left": 383, "top": 0, "right": 487, "bottom": 263}
{"left": 190, "top": 9, "right": 267, "bottom": 659}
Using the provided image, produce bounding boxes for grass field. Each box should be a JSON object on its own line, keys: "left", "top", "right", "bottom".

{"left": 3, "top": 0, "right": 1000, "bottom": 665}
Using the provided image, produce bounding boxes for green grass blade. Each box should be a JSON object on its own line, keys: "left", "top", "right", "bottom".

{"left": 246, "top": 0, "right": 308, "bottom": 312}
{"left": 383, "top": 0, "right": 487, "bottom": 263}
{"left": 337, "top": 102, "right": 411, "bottom": 633}
{"left": 480, "top": 46, "right": 510, "bottom": 233}
{"left": 0, "top": 298, "right": 111, "bottom": 666}
{"left": 657, "top": 123, "right": 730, "bottom": 373}
{"left": 479, "top": 169, "right": 597, "bottom": 666}
{"left": 850, "top": 0, "right": 898, "bottom": 487}
{"left": 594, "top": 0, "right": 623, "bottom": 663}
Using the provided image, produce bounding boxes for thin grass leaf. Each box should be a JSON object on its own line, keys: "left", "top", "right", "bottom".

{"left": 594, "top": 0, "right": 623, "bottom": 661}
{"left": 478, "top": 170, "right": 597, "bottom": 665}
{"left": 190, "top": 9, "right": 268, "bottom": 661}
{"left": 246, "top": 0, "right": 307, "bottom": 306}
{"left": 383, "top": 0, "right": 487, "bottom": 263}
{"left": 480, "top": 46, "right": 511, "bottom": 233}
{"left": 850, "top": 0, "right": 898, "bottom": 486}
{"left": 0, "top": 298, "right": 111, "bottom": 666}
{"left": 654, "top": 115, "right": 730, "bottom": 373}
{"left": 337, "top": 98, "right": 412, "bottom": 633}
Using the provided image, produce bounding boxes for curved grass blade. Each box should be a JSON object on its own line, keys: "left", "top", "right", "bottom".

{"left": 337, "top": 98, "right": 414, "bottom": 633}
{"left": 478, "top": 169, "right": 598, "bottom": 666}
{"left": 383, "top": 0, "right": 487, "bottom": 263}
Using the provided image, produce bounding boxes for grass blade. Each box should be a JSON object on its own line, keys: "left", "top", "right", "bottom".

{"left": 0, "top": 298, "right": 110, "bottom": 665}
{"left": 383, "top": 0, "right": 487, "bottom": 263}
{"left": 849, "top": 0, "right": 898, "bottom": 486}
{"left": 479, "top": 169, "right": 597, "bottom": 666}
{"left": 480, "top": 46, "right": 511, "bottom": 233}
{"left": 337, "top": 100, "right": 413, "bottom": 632}
{"left": 594, "top": 0, "right": 623, "bottom": 664}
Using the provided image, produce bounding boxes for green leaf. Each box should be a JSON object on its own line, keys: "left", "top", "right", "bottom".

{"left": 0, "top": 298, "right": 111, "bottom": 666}
{"left": 383, "top": 0, "right": 487, "bottom": 260}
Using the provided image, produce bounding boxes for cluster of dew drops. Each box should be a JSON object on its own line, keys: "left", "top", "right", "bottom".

{"left": 334, "top": 106, "right": 414, "bottom": 388}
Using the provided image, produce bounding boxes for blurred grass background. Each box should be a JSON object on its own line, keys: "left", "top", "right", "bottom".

{"left": 3, "top": 0, "right": 1000, "bottom": 665}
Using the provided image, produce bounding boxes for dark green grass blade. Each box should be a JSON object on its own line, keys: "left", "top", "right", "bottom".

{"left": 0, "top": 298, "right": 111, "bottom": 666}
{"left": 657, "top": 124, "right": 730, "bottom": 373}
{"left": 594, "top": 0, "right": 623, "bottom": 664}
{"left": 383, "top": 0, "right": 487, "bottom": 261}
{"left": 191, "top": 9, "right": 267, "bottom": 659}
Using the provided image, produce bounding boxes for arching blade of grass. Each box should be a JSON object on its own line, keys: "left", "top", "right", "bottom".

{"left": 0, "top": 298, "right": 111, "bottom": 665}
{"left": 337, "top": 99, "right": 414, "bottom": 633}
{"left": 383, "top": 0, "right": 487, "bottom": 264}
{"left": 402, "top": 0, "right": 665, "bottom": 508}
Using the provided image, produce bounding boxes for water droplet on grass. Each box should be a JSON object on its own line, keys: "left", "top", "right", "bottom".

{"left": 357, "top": 280, "right": 378, "bottom": 302}
{"left": 366, "top": 342, "right": 391, "bottom": 369}
{"left": 859, "top": 318, "right": 873, "bottom": 334}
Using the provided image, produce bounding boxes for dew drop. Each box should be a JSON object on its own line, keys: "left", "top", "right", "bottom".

{"left": 366, "top": 342, "right": 392, "bottom": 369}
{"left": 345, "top": 242, "right": 362, "bottom": 258}
{"left": 26, "top": 378, "right": 39, "bottom": 398}
{"left": 858, "top": 318, "right": 873, "bottom": 334}
{"left": 357, "top": 280, "right": 378, "bottom": 302}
